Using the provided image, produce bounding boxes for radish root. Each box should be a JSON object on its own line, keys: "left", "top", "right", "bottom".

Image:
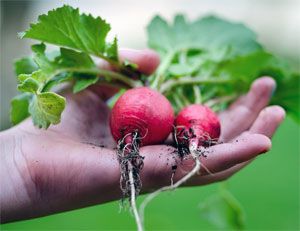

{"left": 139, "top": 141, "right": 201, "bottom": 225}
{"left": 128, "top": 162, "right": 143, "bottom": 231}
{"left": 117, "top": 131, "right": 144, "bottom": 231}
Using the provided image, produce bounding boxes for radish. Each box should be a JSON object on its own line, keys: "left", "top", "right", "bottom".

{"left": 109, "top": 87, "right": 174, "bottom": 231}
{"left": 175, "top": 104, "right": 221, "bottom": 153}
{"left": 139, "top": 104, "right": 221, "bottom": 222}
{"left": 173, "top": 104, "right": 221, "bottom": 182}
{"left": 110, "top": 87, "right": 175, "bottom": 146}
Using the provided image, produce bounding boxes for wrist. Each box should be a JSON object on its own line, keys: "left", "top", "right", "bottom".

{"left": 0, "top": 129, "right": 37, "bottom": 223}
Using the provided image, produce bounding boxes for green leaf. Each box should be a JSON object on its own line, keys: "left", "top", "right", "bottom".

{"left": 17, "top": 77, "right": 39, "bottom": 93}
{"left": 148, "top": 14, "right": 266, "bottom": 94}
{"left": 199, "top": 185, "right": 245, "bottom": 230}
{"left": 217, "top": 51, "right": 275, "bottom": 79}
{"left": 213, "top": 51, "right": 299, "bottom": 103}
{"left": 14, "top": 57, "right": 38, "bottom": 75}
{"left": 10, "top": 93, "right": 32, "bottom": 125}
{"left": 105, "top": 37, "right": 119, "bottom": 61}
{"left": 147, "top": 15, "right": 261, "bottom": 56}
{"left": 18, "top": 44, "right": 97, "bottom": 95}
{"left": 59, "top": 47, "right": 95, "bottom": 68}
{"left": 73, "top": 75, "right": 98, "bottom": 93}
{"left": 20, "top": 5, "right": 111, "bottom": 56}
{"left": 42, "top": 73, "right": 72, "bottom": 93}
{"left": 18, "top": 70, "right": 48, "bottom": 91}
{"left": 29, "top": 92, "right": 66, "bottom": 129}
{"left": 147, "top": 15, "right": 173, "bottom": 54}
{"left": 192, "top": 16, "right": 261, "bottom": 56}
{"left": 31, "top": 43, "right": 56, "bottom": 73}
{"left": 13, "top": 42, "right": 119, "bottom": 129}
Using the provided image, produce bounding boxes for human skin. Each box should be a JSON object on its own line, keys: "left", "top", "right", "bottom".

{"left": 0, "top": 48, "right": 285, "bottom": 223}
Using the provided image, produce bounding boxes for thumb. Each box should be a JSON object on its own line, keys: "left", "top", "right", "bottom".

{"left": 90, "top": 48, "right": 160, "bottom": 100}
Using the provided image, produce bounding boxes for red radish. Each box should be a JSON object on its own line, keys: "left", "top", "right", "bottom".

{"left": 110, "top": 87, "right": 175, "bottom": 146}
{"left": 172, "top": 104, "right": 220, "bottom": 187}
{"left": 109, "top": 87, "right": 174, "bottom": 231}
{"left": 175, "top": 104, "right": 221, "bottom": 152}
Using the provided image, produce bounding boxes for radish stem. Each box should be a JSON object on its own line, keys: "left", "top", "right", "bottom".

{"left": 42, "top": 67, "right": 140, "bottom": 92}
{"left": 151, "top": 50, "right": 176, "bottom": 90}
{"left": 204, "top": 94, "right": 237, "bottom": 108}
{"left": 160, "top": 77, "right": 229, "bottom": 93}
{"left": 173, "top": 94, "right": 185, "bottom": 109}
{"left": 193, "top": 86, "right": 202, "bottom": 104}
{"left": 176, "top": 88, "right": 191, "bottom": 106}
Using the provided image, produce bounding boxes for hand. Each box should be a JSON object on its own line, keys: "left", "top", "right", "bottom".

{"left": 0, "top": 49, "right": 285, "bottom": 223}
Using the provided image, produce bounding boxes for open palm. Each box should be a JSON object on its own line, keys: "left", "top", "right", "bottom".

{"left": 0, "top": 49, "right": 285, "bottom": 223}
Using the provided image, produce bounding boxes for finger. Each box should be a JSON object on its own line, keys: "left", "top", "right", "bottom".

{"left": 228, "top": 77, "right": 276, "bottom": 111}
{"left": 119, "top": 48, "right": 160, "bottom": 75}
{"left": 194, "top": 105, "right": 286, "bottom": 185}
{"left": 181, "top": 132, "right": 270, "bottom": 185}
{"left": 249, "top": 105, "right": 286, "bottom": 137}
{"left": 220, "top": 77, "right": 276, "bottom": 142}
{"left": 91, "top": 49, "right": 160, "bottom": 100}
{"left": 140, "top": 132, "right": 271, "bottom": 190}
{"left": 98, "top": 48, "right": 160, "bottom": 75}
{"left": 197, "top": 132, "right": 271, "bottom": 175}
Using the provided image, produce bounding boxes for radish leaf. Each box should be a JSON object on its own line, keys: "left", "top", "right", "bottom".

{"left": 29, "top": 92, "right": 66, "bottom": 129}
{"left": 10, "top": 93, "right": 32, "bottom": 125}
{"left": 14, "top": 57, "right": 38, "bottom": 75}
{"left": 20, "top": 5, "right": 111, "bottom": 57}
{"left": 148, "top": 15, "right": 299, "bottom": 123}
{"left": 73, "top": 75, "right": 98, "bottom": 93}
{"left": 148, "top": 15, "right": 261, "bottom": 57}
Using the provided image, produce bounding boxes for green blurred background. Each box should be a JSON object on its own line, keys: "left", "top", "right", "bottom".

{"left": 1, "top": 0, "right": 299, "bottom": 230}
